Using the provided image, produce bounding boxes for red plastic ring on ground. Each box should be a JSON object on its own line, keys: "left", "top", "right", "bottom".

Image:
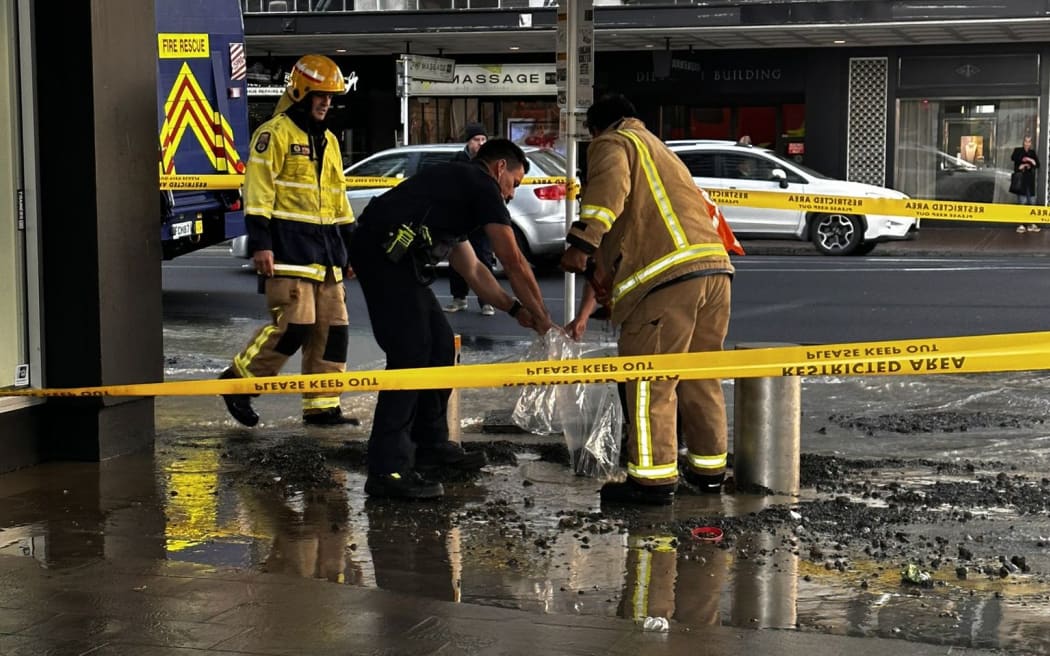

{"left": 691, "top": 526, "right": 724, "bottom": 543}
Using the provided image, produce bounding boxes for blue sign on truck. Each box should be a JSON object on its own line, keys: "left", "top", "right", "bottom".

{"left": 156, "top": 0, "right": 249, "bottom": 260}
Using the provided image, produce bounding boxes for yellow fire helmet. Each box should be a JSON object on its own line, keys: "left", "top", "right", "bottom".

{"left": 274, "top": 54, "right": 347, "bottom": 115}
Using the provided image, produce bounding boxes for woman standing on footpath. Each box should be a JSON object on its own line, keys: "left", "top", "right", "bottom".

{"left": 1012, "top": 135, "right": 1040, "bottom": 233}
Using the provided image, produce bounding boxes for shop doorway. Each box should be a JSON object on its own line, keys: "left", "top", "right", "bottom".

{"left": 408, "top": 97, "right": 501, "bottom": 145}
{"left": 896, "top": 98, "right": 1038, "bottom": 203}
{"left": 407, "top": 98, "right": 560, "bottom": 148}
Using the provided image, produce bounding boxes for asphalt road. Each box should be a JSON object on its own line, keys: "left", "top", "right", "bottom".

{"left": 163, "top": 247, "right": 1050, "bottom": 347}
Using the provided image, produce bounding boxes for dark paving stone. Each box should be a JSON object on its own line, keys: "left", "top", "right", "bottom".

{"left": 213, "top": 623, "right": 448, "bottom": 656}
{"left": 0, "top": 632, "right": 105, "bottom": 656}
{"left": 89, "top": 646, "right": 261, "bottom": 656}
{"left": 16, "top": 612, "right": 246, "bottom": 650}
{"left": 0, "top": 606, "right": 55, "bottom": 633}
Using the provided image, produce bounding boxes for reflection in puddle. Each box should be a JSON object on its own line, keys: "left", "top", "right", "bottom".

{"left": 0, "top": 523, "right": 48, "bottom": 564}
{"left": 139, "top": 449, "right": 1050, "bottom": 652}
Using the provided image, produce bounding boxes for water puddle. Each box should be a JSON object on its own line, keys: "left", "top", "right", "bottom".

{"left": 3, "top": 435, "right": 1050, "bottom": 654}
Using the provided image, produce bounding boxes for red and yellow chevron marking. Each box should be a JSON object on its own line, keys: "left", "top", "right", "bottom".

{"left": 159, "top": 63, "right": 245, "bottom": 178}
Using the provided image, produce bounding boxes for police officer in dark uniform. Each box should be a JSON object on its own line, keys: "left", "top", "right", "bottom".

{"left": 350, "top": 138, "right": 553, "bottom": 500}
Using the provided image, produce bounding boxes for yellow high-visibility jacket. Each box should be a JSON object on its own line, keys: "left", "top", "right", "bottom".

{"left": 243, "top": 113, "right": 354, "bottom": 282}
{"left": 567, "top": 118, "right": 734, "bottom": 324}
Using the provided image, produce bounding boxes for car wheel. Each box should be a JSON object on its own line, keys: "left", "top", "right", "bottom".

{"left": 810, "top": 213, "right": 863, "bottom": 256}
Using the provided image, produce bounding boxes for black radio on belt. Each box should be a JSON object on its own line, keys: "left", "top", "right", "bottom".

{"left": 382, "top": 224, "right": 417, "bottom": 263}
{"left": 382, "top": 223, "right": 435, "bottom": 266}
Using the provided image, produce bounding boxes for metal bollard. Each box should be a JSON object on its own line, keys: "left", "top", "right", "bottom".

{"left": 733, "top": 342, "right": 800, "bottom": 495}
{"left": 447, "top": 333, "right": 462, "bottom": 444}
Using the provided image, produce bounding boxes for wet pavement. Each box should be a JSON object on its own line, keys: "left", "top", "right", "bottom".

{"left": 1, "top": 423, "right": 1042, "bottom": 655}
{"left": 2, "top": 225, "right": 1050, "bottom": 655}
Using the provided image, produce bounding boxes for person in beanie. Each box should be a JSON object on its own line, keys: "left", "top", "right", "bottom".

{"left": 454, "top": 122, "right": 487, "bottom": 163}
{"left": 444, "top": 122, "right": 499, "bottom": 316}
{"left": 219, "top": 54, "right": 358, "bottom": 428}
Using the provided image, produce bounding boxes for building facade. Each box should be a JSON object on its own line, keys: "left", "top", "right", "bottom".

{"left": 242, "top": 0, "right": 1050, "bottom": 203}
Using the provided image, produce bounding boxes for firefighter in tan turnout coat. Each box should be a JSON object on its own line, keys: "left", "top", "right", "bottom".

{"left": 560, "top": 94, "right": 735, "bottom": 505}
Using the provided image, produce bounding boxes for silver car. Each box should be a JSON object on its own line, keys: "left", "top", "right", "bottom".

{"left": 345, "top": 144, "right": 573, "bottom": 264}
{"left": 231, "top": 144, "right": 574, "bottom": 264}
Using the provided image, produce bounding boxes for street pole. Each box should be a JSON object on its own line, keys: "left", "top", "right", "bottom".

{"left": 399, "top": 57, "right": 410, "bottom": 146}
{"left": 562, "top": 2, "right": 578, "bottom": 324}
{"left": 557, "top": 0, "right": 593, "bottom": 325}
{"left": 397, "top": 54, "right": 455, "bottom": 148}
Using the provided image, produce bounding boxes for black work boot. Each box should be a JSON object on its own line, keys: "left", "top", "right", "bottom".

{"left": 414, "top": 442, "right": 487, "bottom": 473}
{"left": 219, "top": 368, "right": 258, "bottom": 427}
{"left": 364, "top": 471, "right": 444, "bottom": 500}
{"left": 303, "top": 408, "right": 361, "bottom": 426}
{"left": 682, "top": 470, "right": 725, "bottom": 494}
{"left": 599, "top": 477, "right": 675, "bottom": 506}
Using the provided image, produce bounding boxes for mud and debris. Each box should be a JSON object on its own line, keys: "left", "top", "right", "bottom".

{"left": 202, "top": 407, "right": 1050, "bottom": 653}
{"left": 238, "top": 439, "right": 339, "bottom": 491}
{"left": 827, "top": 410, "right": 1047, "bottom": 435}
{"left": 216, "top": 412, "right": 1050, "bottom": 572}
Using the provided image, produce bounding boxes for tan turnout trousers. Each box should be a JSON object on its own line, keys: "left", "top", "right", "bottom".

{"left": 618, "top": 273, "right": 731, "bottom": 486}
{"left": 232, "top": 269, "right": 349, "bottom": 414}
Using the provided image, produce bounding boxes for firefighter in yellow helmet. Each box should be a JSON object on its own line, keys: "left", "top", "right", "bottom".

{"left": 220, "top": 54, "right": 357, "bottom": 427}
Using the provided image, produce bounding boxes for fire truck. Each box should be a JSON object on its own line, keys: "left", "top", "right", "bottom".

{"left": 156, "top": 0, "right": 249, "bottom": 260}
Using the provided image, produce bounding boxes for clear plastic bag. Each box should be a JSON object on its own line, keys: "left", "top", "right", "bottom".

{"left": 511, "top": 330, "right": 576, "bottom": 435}
{"left": 512, "top": 331, "right": 622, "bottom": 479}
{"left": 558, "top": 375, "right": 622, "bottom": 479}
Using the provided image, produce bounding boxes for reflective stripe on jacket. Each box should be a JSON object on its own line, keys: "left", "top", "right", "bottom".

{"left": 243, "top": 113, "right": 354, "bottom": 279}
{"left": 568, "top": 118, "right": 734, "bottom": 325}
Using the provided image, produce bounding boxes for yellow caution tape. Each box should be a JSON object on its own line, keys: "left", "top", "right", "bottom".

{"left": 567, "top": 178, "right": 581, "bottom": 201}
{"left": 706, "top": 189, "right": 1047, "bottom": 224}
{"left": 522, "top": 176, "right": 571, "bottom": 187}
{"left": 347, "top": 175, "right": 1040, "bottom": 224}
{"left": 3, "top": 331, "right": 1049, "bottom": 399}
{"left": 159, "top": 174, "right": 245, "bottom": 191}
{"left": 346, "top": 176, "right": 404, "bottom": 188}
{"left": 346, "top": 175, "right": 575, "bottom": 190}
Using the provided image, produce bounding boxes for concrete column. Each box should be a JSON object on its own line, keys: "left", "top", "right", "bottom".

{"left": 35, "top": 0, "right": 161, "bottom": 461}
